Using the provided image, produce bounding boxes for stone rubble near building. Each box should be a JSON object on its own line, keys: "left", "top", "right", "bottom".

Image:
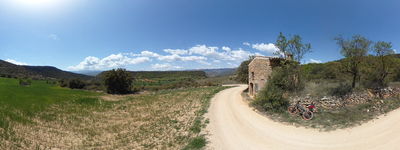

{"left": 290, "top": 87, "right": 400, "bottom": 110}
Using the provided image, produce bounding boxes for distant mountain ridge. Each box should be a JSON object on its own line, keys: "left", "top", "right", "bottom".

{"left": 200, "top": 68, "right": 236, "bottom": 77}
{"left": 0, "top": 60, "right": 93, "bottom": 80}
{"left": 1, "top": 58, "right": 237, "bottom": 80}
{"left": 77, "top": 68, "right": 237, "bottom": 77}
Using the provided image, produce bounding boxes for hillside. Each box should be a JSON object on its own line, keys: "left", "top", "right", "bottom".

{"left": 0, "top": 60, "right": 36, "bottom": 77}
{"left": 201, "top": 68, "right": 236, "bottom": 77}
{"left": 301, "top": 55, "right": 400, "bottom": 82}
{"left": 23, "top": 66, "right": 92, "bottom": 80}
{"left": 0, "top": 59, "right": 93, "bottom": 80}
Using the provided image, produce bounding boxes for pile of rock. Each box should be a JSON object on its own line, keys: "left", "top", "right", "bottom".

{"left": 290, "top": 87, "right": 400, "bottom": 110}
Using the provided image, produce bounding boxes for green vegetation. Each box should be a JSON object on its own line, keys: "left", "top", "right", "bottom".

{"left": 18, "top": 78, "right": 32, "bottom": 86}
{"left": 250, "top": 33, "right": 400, "bottom": 130}
{"left": 301, "top": 55, "right": 400, "bottom": 86}
{"left": 235, "top": 56, "right": 254, "bottom": 83}
{"left": 253, "top": 61, "right": 297, "bottom": 113}
{"left": 127, "top": 71, "right": 208, "bottom": 91}
{"left": 335, "top": 35, "right": 372, "bottom": 88}
{"left": 67, "top": 78, "right": 86, "bottom": 89}
{"left": 103, "top": 68, "right": 134, "bottom": 94}
{"left": 0, "top": 77, "right": 226, "bottom": 149}
{"left": 0, "top": 60, "right": 92, "bottom": 80}
{"left": 254, "top": 33, "right": 312, "bottom": 112}
{"left": 183, "top": 136, "right": 207, "bottom": 150}
{"left": 0, "top": 77, "right": 100, "bottom": 140}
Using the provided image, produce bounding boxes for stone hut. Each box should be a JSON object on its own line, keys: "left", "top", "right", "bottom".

{"left": 248, "top": 56, "right": 282, "bottom": 96}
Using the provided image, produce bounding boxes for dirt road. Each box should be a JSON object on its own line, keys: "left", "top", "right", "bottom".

{"left": 205, "top": 85, "right": 400, "bottom": 150}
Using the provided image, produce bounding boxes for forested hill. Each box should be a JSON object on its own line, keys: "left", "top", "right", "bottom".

{"left": 0, "top": 59, "right": 93, "bottom": 80}
{"left": 301, "top": 54, "right": 400, "bottom": 82}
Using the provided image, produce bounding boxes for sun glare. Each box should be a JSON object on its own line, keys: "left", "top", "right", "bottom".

{"left": 13, "top": 0, "right": 61, "bottom": 8}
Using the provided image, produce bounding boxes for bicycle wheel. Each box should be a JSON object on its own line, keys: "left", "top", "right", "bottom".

{"left": 288, "top": 106, "right": 297, "bottom": 115}
{"left": 302, "top": 111, "right": 313, "bottom": 120}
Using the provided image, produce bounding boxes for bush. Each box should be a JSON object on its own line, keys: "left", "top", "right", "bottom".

{"left": 235, "top": 56, "right": 254, "bottom": 83}
{"left": 103, "top": 68, "right": 133, "bottom": 94}
{"left": 329, "top": 82, "right": 352, "bottom": 97}
{"left": 19, "top": 78, "right": 32, "bottom": 86}
{"left": 254, "top": 64, "right": 294, "bottom": 113}
{"left": 255, "top": 83, "right": 288, "bottom": 113}
{"left": 68, "top": 79, "right": 86, "bottom": 89}
{"left": 59, "top": 79, "right": 69, "bottom": 87}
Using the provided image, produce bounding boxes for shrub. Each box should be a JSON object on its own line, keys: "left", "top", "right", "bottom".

{"left": 59, "top": 79, "right": 69, "bottom": 87}
{"left": 235, "top": 56, "right": 254, "bottom": 83}
{"left": 255, "top": 83, "right": 288, "bottom": 113}
{"left": 329, "top": 82, "right": 352, "bottom": 97}
{"left": 254, "top": 65, "right": 293, "bottom": 113}
{"left": 103, "top": 68, "right": 133, "bottom": 94}
{"left": 68, "top": 79, "right": 86, "bottom": 89}
{"left": 19, "top": 78, "right": 32, "bottom": 86}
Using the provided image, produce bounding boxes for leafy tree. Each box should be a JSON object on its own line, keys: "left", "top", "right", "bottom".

{"left": 274, "top": 32, "right": 289, "bottom": 58}
{"left": 335, "top": 35, "right": 371, "bottom": 88}
{"left": 372, "top": 41, "right": 395, "bottom": 87}
{"left": 275, "top": 33, "right": 312, "bottom": 91}
{"left": 236, "top": 56, "right": 254, "bottom": 83}
{"left": 103, "top": 68, "right": 133, "bottom": 94}
{"left": 287, "top": 35, "right": 312, "bottom": 63}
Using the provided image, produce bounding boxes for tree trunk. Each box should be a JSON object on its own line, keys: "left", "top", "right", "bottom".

{"left": 352, "top": 73, "right": 357, "bottom": 88}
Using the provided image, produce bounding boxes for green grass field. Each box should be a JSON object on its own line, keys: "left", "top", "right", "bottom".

{"left": 0, "top": 77, "right": 101, "bottom": 134}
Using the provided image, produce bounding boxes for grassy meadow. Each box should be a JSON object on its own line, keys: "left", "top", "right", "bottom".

{"left": 0, "top": 77, "right": 226, "bottom": 149}
{"left": 0, "top": 77, "right": 100, "bottom": 129}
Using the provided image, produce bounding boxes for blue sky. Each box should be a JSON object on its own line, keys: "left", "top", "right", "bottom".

{"left": 0, "top": 0, "right": 399, "bottom": 71}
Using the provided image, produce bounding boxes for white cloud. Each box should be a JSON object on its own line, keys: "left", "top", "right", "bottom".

{"left": 151, "top": 63, "right": 182, "bottom": 70}
{"left": 307, "top": 59, "right": 322, "bottom": 64}
{"left": 48, "top": 34, "right": 59, "bottom": 40}
{"left": 131, "top": 49, "right": 207, "bottom": 62}
{"left": 163, "top": 49, "right": 188, "bottom": 55}
{"left": 189, "top": 45, "right": 219, "bottom": 55}
{"left": 157, "top": 54, "right": 207, "bottom": 62}
{"left": 394, "top": 49, "right": 397, "bottom": 53}
{"left": 222, "top": 46, "right": 231, "bottom": 51}
{"left": 70, "top": 44, "right": 260, "bottom": 71}
{"left": 5, "top": 59, "right": 28, "bottom": 65}
{"left": 139, "top": 51, "right": 160, "bottom": 57}
{"left": 243, "top": 42, "right": 251, "bottom": 46}
{"left": 67, "top": 53, "right": 150, "bottom": 71}
{"left": 252, "top": 43, "right": 279, "bottom": 53}
{"left": 213, "top": 59, "right": 221, "bottom": 63}
{"left": 187, "top": 45, "right": 254, "bottom": 62}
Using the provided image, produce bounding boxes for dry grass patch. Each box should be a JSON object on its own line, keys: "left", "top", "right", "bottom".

{"left": 1, "top": 86, "right": 226, "bottom": 150}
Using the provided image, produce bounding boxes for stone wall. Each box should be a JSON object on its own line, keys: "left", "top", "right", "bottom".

{"left": 290, "top": 87, "right": 400, "bottom": 110}
{"left": 248, "top": 56, "right": 273, "bottom": 96}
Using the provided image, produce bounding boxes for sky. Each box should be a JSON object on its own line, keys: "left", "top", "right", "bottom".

{"left": 0, "top": 0, "right": 399, "bottom": 71}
